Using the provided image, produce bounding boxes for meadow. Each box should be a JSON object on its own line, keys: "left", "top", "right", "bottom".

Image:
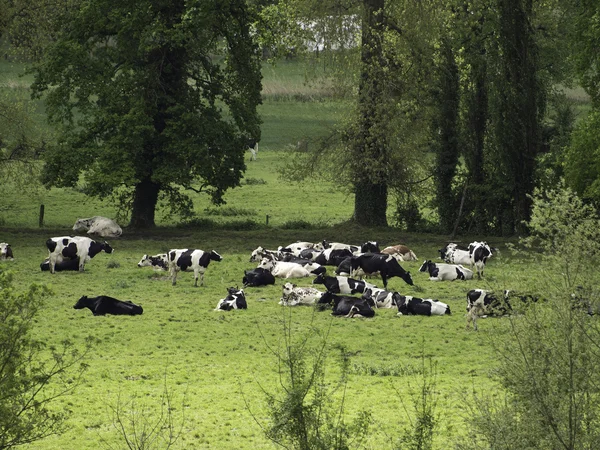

{"left": 0, "top": 57, "right": 545, "bottom": 449}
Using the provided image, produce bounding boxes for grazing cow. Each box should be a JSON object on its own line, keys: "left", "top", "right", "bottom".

{"left": 396, "top": 295, "right": 451, "bottom": 316}
{"left": 360, "top": 241, "right": 380, "bottom": 253}
{"left": 250, "top": 246, "right": 282, "bottom": 262}
{"left": 314, "top": 248, "right": 354, "bottom": 266}
{"left": 361, "top": 287, "right": 401, "bottom": 309}
{"left": 72, "top": 216, "right": 122, "bottom": 238}
{"left": 0, "top": 243, "right": 14, "bottom": 260}
{"left": 73, "top": 295, "right": 143, "bottom": 316}
{"left": 246, "top": 139, "right": 258, "bottom": 161}
{"left": 279, "top": 282, "right": 324, "bottom": 306}
{"left": 168, "top": 249, "right": 222, "bottom": 286}
{"left": 321, "top": 240, "right": 359, "bottom": 253}
{"left": 466, "top": 289, "right": 510, "bottom": 330}
{"left": 418, "top": 260, "right": 474, "bottom": 281}
{"left": 137, "top": 253, "right": 169, "bottom": 271}
{"left": 242, "top": 268, "right": 276, "bottom": 287}
{"left": 258, "top": 258, "right": 311, "bottom": 278}
{"left": 40, "top": 257, "right": 80, "bottom": 272}
{"left": 46, "top": 236, "right": 113, "bottom": 274}
{"left": 215, "top": 287, "right": 247, "bottom": 311}
{"left": 350, "top": 253, "right": 414, "bottom": 288}
{"left": 312, "top": 273, "right": 375, "bottom": 294}
{"left": 381, "top": 244, "right": 417, "bottom": 261}
{"left": 317, "top": 291, "right": 375, "bottom": 318}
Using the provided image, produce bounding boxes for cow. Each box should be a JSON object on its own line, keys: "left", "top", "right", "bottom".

{"left": 279, "top": 282, "right": 324, "bottom": 306}
{"left": 418, "top": 260, "right": 474, "bottom": 281}
{"left": 0, "top": 243, "right": 14, "bottom": 260}
{"left": 215, "top": 287, "right": 247, "bottom": 311}
{"left": 317, "top": 291, "right": 375, "bottom": 318}
{"left": 137, "top": 253, "right": 169, "bottom": 271}
{"left": 321, "top": 240, "right": 359, "bottom": 253}
{"left": 246, "top": 139, "right": 258, "bottom": 161}
{"left": 73, "top": 295, "right": 143, "bottom": 316}
{"left": 46, "top": 236, "right": 113, "bottom": 274}
{"left": 396, "top": 295, "right": 451, "bottom": 316}
{"left": 242, "top": 268, "right": 276, "bottom": 287}
{"left": 441, "top": 241, "right": 493, "bottom": 278}
{"left": 168, "top": 249, "right": 222, "bottom": 286}
{"left": 314, "top": 248, "right": 354, "bottom": 266}
{"left": 438, "top": 242, "right": 468, "bottom": 260}
{"left": 40, "top": 257, "right": 80, "bottom": 272}
{"left": 466, "top": 289, "right": 510, "bottom": 330}
{"left": 312, "top": 273, "right": 375, "bottom": 294}
{"left": 250, "top": 246, "right": 283, "bottom": 262}
{"left": 284, "top": 241, "right": 321, "bottom": 257}
{"left": 381, "top": 244, "right": 418, "bottom": 261}
{"left": 350, "top": 253, "right": 413, "bottom": 288}
{"left": 360, "top": 241, "right": 380, "bottom": 253}
{"left": 298, "top": 248, "right": 322, "bottom": 261}
{"left": 72, "top": 216, "right": 122, "bottom": 238}
{"left": 361, "top": 287, "right": 401, "bottom": 309}
{"left": 257, "top": 258, "right": 311, "bottom": 278}
{"left": 280, "top": 255, "right": 327, "bottom": 274}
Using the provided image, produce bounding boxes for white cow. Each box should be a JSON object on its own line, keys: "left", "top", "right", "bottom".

{"left": 73, "top": 216, "right": 122, "bottom": 238}
{"left": 279, "top": 282, "right": 324, "bottom": 306}
{"left": 258, "top": 258, "right": 311, "bottom": 278}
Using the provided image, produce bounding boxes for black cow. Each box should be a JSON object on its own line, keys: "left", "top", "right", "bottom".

{"left": 350, "top": 253, "right": 413, "bottom": 288}
{"left": 242, "top": 268, "right": 276, "bottom": 287}
{"left": 317, "top": 291, "right": 375, "bottom": 318}
{"left": 312, "top": 273, "right": 375, "bottom": 294}
{"left": 215, "top": 287, "right": 247, "bottom": 311}
{"left": 396, "top": 295, "right": 451, "bottom": 316}
{"left": 360, "top": 241, "right": 380, "bottom": 253}
{"left": 314, "top": 248, "right": 354, "bottom": 266}
{"left": 73, "top": 295, "right": 143, "bottom": 316}
{"left": 40, "top": 257, "right": 80, "bottom": 272}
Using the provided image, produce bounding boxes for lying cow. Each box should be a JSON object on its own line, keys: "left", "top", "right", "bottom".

{"left": 243, "top": 268, "right": 276, "bottom": 287}
{"left": 360, "top": 241, "right": 380, "bottom": 253}
{"left": 317, "top": 291, "right": 375, "bottom": 318}
{"left": 312, "top": 273, "right": 376, "bottom": 295}
{"left": 321, "top": 240, "right": 359, "bottom": 253}
{"left": 0, "top": 243, "right": 14, "bottom": 260}
{"left": 249, "top": 246, "right": 283, "bottom": 262}
{"left": 419, "top": 260, "right": 473, "bottom": 281}
{"left": 137, "top": 253, "right": 169, "bottom": 271}
{"left": 466, "top": 289, "right": 509, "bottom": 330}
{"left": 168, "top": 249, "right": 222, "bottom": 286}
{"left": 361, "top": 287, "right": 401, "bottom": 309}
{"left": 284, "top": 241, "right": 322, "bottom": 257}
{"left": 46, "top": 236, "right": 113, "bottom": 273}
{"left": 258, "top": 258, "right": 311, "bottom": 278}
{"left": 314, "top": 248, "right": 354, "bottom": 266}
{"left": 73, "top": 295, "right": 143, "bottom": 316}
{"left": 73, "top": 216, "right": 122, "bottom": 238}
{"left": 381, "top": 244, "right": 417, "bottom": 261}
{"left": 215, "top": 287, "right": 247, "bottom": 311}
{"left": 279, "top": 282, "right": 324, "bottom": 306}
{"left": 396, "top": 295, "right": 451, "bottom": 316}
{"left": 40, "top": 257, "right": 80, "bottom": 272}
{"left": 350, "top": 253, "right": 414, "bottom": 288}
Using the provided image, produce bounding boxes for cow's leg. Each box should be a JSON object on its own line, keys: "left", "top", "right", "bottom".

{"left": 49, "top": 253, "right": 57, "bottom": 274}
{"left": 381, "top": 274, "right": 388, "bottom": 288}
{"left": 170, "top": 267, "right": 178, "bottom": 286}
{"left": 193, "top": 268, "right": 200, "bottom": 287}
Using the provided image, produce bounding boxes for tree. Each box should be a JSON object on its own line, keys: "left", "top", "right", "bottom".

{"left": 0, "top": 270, "right": 89, "bottom": 448}
{"left": 31, "top": 0, "right": 262, "bottom": 228}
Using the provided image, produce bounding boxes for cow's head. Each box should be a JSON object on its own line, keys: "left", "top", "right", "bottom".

{"left": 282, "top": 282, "right": 296, "bottom": 296}
{"left": 258, "top": 258, "right": 274, "bottom": 271}
{"left": 361, "top": 241, "right": 379, "bottom": 253}
{"left": 0, "top": 243, "right": 13, "bottom": 259}
{"left": 402, "top": 271, "right": 414, "bottom": 286}
{"left": 418, "top": 260, "right": 430, "bottom": 272}
{"left": 102, "top": 241, "right": 114, "bottom": 254}
{"left": 312, "top": 273, "right": 326, "bottom": 285}
{"left": 73, "top": 296, "right": 89, "bottom": 309}
{"left": 250, "top": 246, "right": 264, "bottom": 262}
{"left": 210, "top": 250, "right": 223, "bottom": 262}
{"left": 73, "top": 218, "right": 93, "bottom": 233}
{"left": 137, "top": 254, "right": 151, "bottom": 267}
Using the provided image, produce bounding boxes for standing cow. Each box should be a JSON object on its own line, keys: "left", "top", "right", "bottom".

{"left": 168, "top": 249, "right": 223, "bottom": 286}
{"left": 46, "top": 236, "right": 113, "bottom": 273}
{"left": 350, "top": 253, "right": 414, "bottom": 288}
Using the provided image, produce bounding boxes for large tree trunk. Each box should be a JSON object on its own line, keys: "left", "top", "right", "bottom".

{"left": 352, "top": 0, "right": 388, "bottom": 227}
{"left": 129, "top": 178, "right": 161, "bottom": 228}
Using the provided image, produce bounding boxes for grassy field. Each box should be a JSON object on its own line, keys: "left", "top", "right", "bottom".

{"left": 0, "top": 57, "right": 585, "bottom": 449}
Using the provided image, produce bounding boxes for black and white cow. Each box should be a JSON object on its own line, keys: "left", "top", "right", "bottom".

{"left": 396, "top": 295, "right": 451, "bottom": 316}
{"left": 350, "top": 253, "right": 414, "bottom": 288}
{"left": 40, "top": 257, "right": 80, "bottom": 272}
{"left": 381, "top": 244, "right": 418, "bottom": 261}
{"left": 215, "top": 287, "right": 247, "bottom": 311}
{"left": 284, "top": 241, "right": 322, "bottom": 257}
{"left": 321, "top": 240, "right": 359, "bottom": 253}
{"left": 418, "top": 260, "right": 474, "bottom": 281}
{"left": 73, "top": 295, "right": 143, "bottom": 316}
{"left": 257, "top": 258, "right": 311, "bottom": 278}
{"left": 361, "top": 287, "right": 401, "bottom": 309}
{"left": 242, "top": 268, "right": 276, "bottom": 287}
{"left": 466, "top": 289, "right": 509, "bottom": 330}
{"left": 298, "top": 248, "right": 322, "bottom": 261}
{"left": 72, "top": 216, "right": 122, "bottom": 238}
{"left": 314, "top": 248, "right": 354, "bottom": 266}
{"left": 317, "top": 291, "right": 375, "bottom": 318}
{"left": 137, "top": 253, "right": 169, "bottom": 271}
{"left": 280, "top": 254, "right": 327, "bottom": 275}
{"left": 360, "top": 241, "right": 380, "bottom": 253}
{"left": 0, "top": 243, "right": 14, "bottom": 260}
{"left": 168, "top": 249, "right": 222, "bottom": 286}
{"left": 312, "top": 273, "right": 376, "bottom": 294}
{"left": 246, "top": 138, "right": 259, "bottom": 161}
{"left": 441, "top": 242, "right": 493, "bottom": 278}
{"left": 46, "top": 236, "right": 113, "bottom": 274}
{"left": 279, "top": 282, "right": 324, "bottom": 306}
{"left": 438, "top": 242, "right": 469, "bottom": 260}
{"left": 250, "top": 246, "right": 283, "bottom": 262}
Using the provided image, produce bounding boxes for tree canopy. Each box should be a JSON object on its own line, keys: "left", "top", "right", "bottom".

{"left": 31, "top": 0, "right": 262, "bottom": 228}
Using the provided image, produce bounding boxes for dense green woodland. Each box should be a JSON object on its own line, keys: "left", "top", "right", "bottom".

{"left": 1, "top": 0, "right": 600, "bottom": 449}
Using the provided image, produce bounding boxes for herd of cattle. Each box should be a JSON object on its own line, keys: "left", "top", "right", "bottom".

{"left": 0, "top": 222, "right": 523, "bottom": 329}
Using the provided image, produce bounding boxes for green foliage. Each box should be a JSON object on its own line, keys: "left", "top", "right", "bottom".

{"left": 0, "top": 270, "right": 88, "bottom": 449}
